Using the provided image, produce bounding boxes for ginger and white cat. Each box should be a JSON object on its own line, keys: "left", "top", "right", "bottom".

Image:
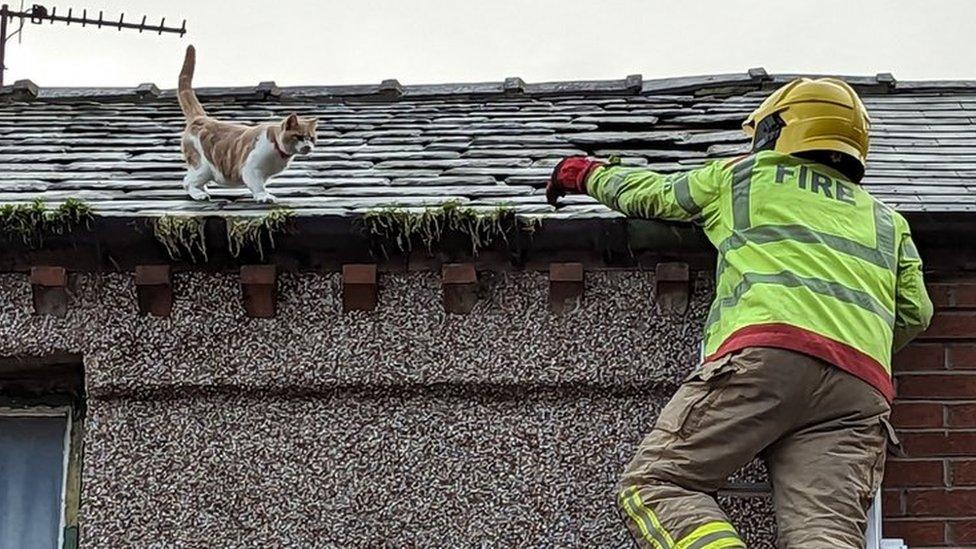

{"left": 178, "top": 45, "right": 317, "bottom": 203}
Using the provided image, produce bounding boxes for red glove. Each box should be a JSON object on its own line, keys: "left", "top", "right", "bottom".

{"left": 546, "top": 156, "right": 604, "bottom": 206}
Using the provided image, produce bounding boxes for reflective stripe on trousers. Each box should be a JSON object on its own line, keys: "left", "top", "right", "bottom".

{"left": 675, "top": 521, "right": 746, "bottom": 549}
{"left": 619, "top": 486, "right": 675, "bottom": 549}
{"left": 618, "top": 487, "right": 745, "bottom": 549}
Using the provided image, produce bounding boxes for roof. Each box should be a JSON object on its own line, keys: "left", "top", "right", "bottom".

{"left": 2, "top": 70, "right": 976, "bottom": 221}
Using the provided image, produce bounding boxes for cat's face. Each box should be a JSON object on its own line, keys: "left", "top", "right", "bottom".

{"left": 281, "top": 113, "right": 318, "bottom": 155}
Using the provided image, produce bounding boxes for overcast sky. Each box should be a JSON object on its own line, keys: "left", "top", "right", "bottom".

{"left": 5, "top": 0, "right": 976, "bottom": 88}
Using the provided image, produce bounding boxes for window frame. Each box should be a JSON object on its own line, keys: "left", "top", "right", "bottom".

{"left": 0, "top": 405, "right": 75, "bottom": 549}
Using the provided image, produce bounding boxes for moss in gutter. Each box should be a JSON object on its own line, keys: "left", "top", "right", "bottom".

{"left": 0, "top": 199, "right": 94, "bottom": 246}
{"left": 363, "top": 201, "right": 539, "bottom": 255}
{"left": 226, "top": 207, "right": 293, "bottom": 260}
{"left": 152, "top": 215, "right": 208, "bottom": 262}
{"left": 152, "top": 208, "right": 293, "bottom": 262}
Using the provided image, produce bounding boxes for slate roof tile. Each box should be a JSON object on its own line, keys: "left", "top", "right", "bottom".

{"left": 1, "top": 72, "right": 975, "bottom": 217}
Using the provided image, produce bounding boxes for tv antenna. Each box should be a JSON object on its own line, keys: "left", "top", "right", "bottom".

{"left": 0, "top": 2, "right": 187, "bottom": 86}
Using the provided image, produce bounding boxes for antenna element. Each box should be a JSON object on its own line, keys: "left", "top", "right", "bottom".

{"left": 0, "top": 3, "right": 188, "bottom": 86}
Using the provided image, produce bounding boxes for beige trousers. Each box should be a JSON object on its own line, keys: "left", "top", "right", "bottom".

{"left": 618, "top": 347, "right": 896, "bottom": 549}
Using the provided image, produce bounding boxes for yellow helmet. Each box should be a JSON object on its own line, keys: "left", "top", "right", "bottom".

{"left": 742, "top": 78, "right": 871, "bottom": 170}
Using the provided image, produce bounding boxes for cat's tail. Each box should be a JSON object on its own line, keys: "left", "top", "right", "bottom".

{"left": 178, "top": 45, "right": 206, "bottom": 119}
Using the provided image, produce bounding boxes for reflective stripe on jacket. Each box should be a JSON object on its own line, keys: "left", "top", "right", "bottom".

{"left": 586, "top": 150, "right": 933, "bottom": 400}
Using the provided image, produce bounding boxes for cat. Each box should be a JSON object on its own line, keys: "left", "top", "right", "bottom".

{"left": 178, "top": 45, "right": 317, "bottom": 203}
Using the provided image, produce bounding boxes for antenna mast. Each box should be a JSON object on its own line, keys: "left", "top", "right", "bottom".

{"left": 0, "top": 3, "right": 187, "bottom": 86}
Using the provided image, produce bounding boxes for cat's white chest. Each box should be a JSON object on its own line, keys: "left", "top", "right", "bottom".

{"left": 245, "top": 133, "right": 290, "bottom": 178}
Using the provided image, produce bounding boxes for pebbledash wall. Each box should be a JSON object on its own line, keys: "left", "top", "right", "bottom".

{"left": 0, "top": 270, "right": 780, "bottom": 548}
{"left": 3, "top": 270, "right": 976, "bottom": 546}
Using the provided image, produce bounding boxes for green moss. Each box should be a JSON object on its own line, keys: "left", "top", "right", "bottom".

{"left": 152, "top": 209, "right": 293, "bottom": 262}
{"left": 152, "top": 215, "right": 208, "bottom": 262}
{"left": 0, "top": 199, "right": 94, "bottom": 246}
{"left": 363, "top": 201, "right": 539, "bottom": 255}
{"left": 226, "top": 207, "right": 293, "bottom": 260}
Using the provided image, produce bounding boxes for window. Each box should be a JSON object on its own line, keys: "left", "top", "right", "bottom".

{"left": 0, "top": 408, "right": 72, "bottom": 549}
{"left": 0, "top": 356, "right": 83, "bottom": 549}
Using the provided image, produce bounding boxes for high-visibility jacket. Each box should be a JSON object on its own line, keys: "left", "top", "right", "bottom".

{"left": 586, "top": 150, "right": 933, "bottom": 401}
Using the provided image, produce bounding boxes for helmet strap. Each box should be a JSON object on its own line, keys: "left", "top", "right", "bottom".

{"left": 752, "top": 112, "right": 786, "bottom": 152}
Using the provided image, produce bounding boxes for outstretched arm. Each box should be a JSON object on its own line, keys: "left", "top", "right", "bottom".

{"left": 547, "top": 156, "right": 728, "bottom": 223}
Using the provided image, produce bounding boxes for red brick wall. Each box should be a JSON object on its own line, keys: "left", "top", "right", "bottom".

{"left": 884, "top": 282, "right": 976, "bottom": 547}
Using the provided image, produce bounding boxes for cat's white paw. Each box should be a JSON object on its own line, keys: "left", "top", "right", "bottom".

{"left": 253, "top": 193, "right": 278, "bottom": 204}
{"left": 187, "top": 189, "right": 210, "bottom": 201}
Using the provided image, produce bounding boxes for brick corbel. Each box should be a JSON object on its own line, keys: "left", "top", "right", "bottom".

{"left": 241, "top": 265, "right": 277, "bottom": 318}
{"left": 442, "top": 263, "right": 478, "bottom": 314}
{"left": 342, "top": 264, "right": 378, "bottom": 312}
{"left": 134, "top": 265, "right": 173, "bottom": 317}
{"left": 30, "top": 266, "right": 68, "bottom": 316}
{"left": 549, "top": 262, "right": 584, "bottom": 314}
{"left": 655, "top": 262, "right": 690, "bottom": 315}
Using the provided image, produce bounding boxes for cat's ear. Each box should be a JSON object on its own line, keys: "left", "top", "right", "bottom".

{"left": 282, "top": 113, "right": 300, "bottom": 130}
{"left": 305, "top": 117, "right": 318, "bottom": 129}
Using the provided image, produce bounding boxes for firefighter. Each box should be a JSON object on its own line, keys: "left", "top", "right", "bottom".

{"left": 547, "top": 78, "right": 933, "bottom": 548}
